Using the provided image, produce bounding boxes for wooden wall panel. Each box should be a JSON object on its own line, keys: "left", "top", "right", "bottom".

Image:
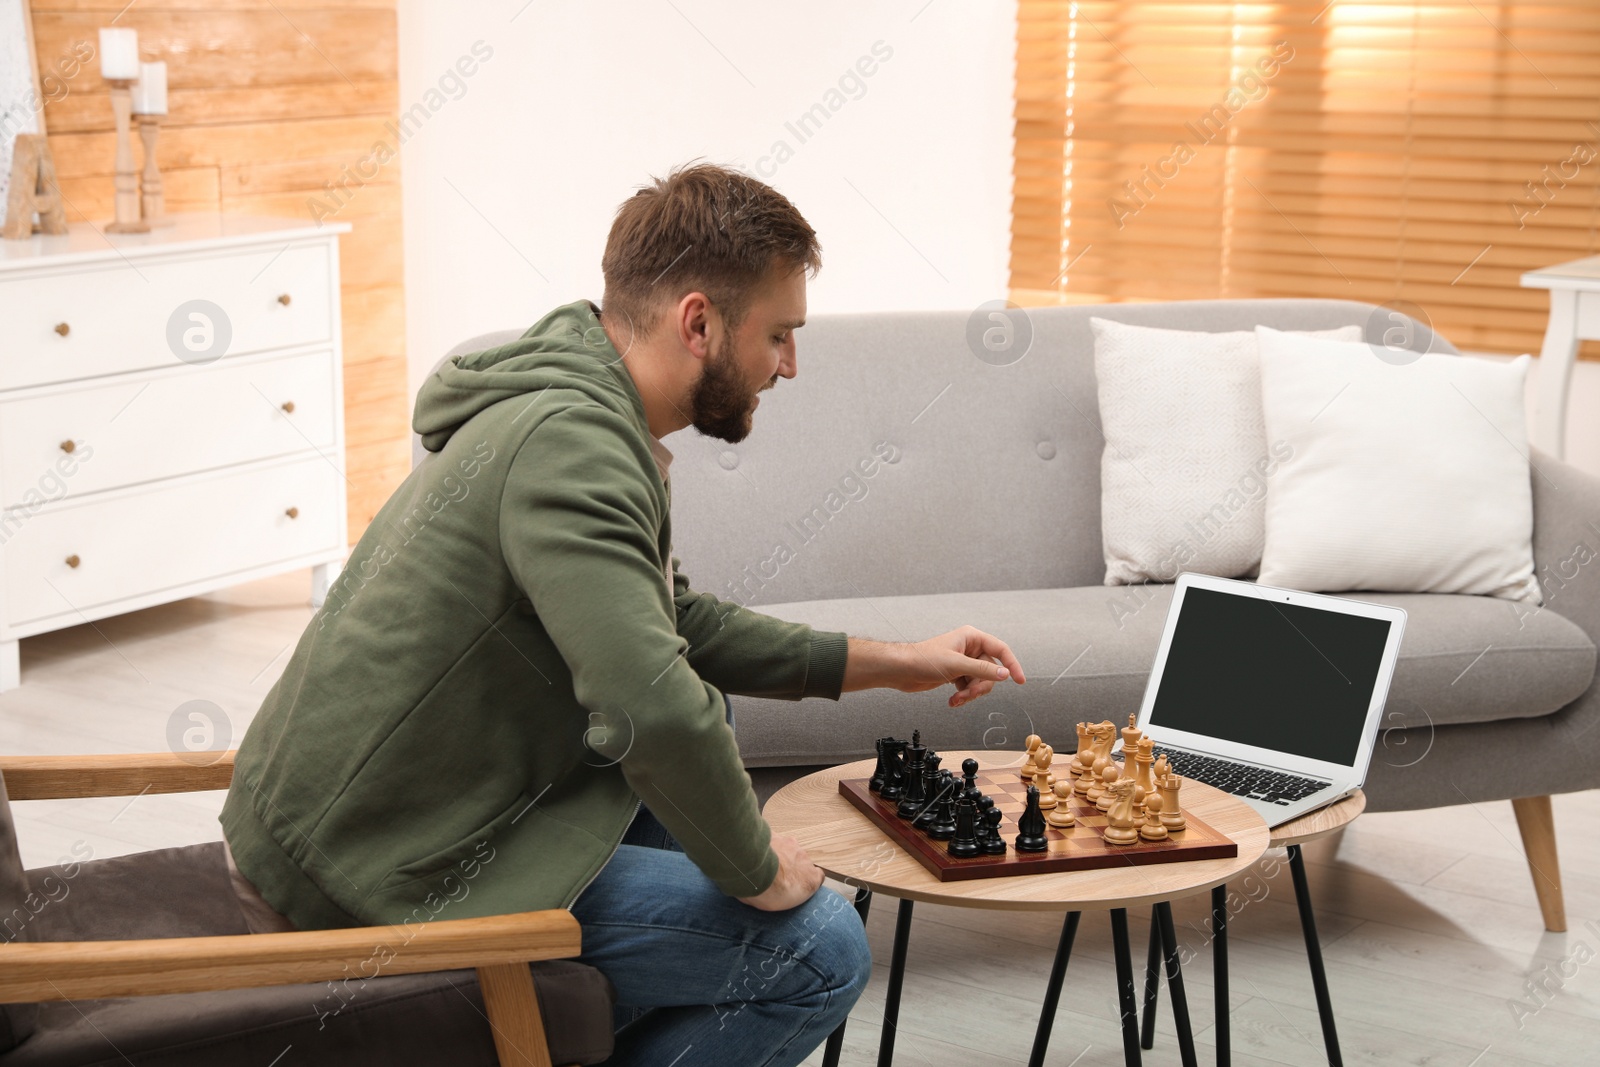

{"left": 33, "top": 2, "right": 409, "bottom": 543}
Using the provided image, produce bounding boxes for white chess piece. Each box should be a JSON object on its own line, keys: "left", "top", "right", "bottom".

{"left": 1047, "top": 779, "right": 1076, "bottom": 828}
{"left": 1034, "top": 744, "right": 1056, "bottom": 809}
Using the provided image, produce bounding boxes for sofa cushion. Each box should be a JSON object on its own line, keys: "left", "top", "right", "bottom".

{"left": 1256, "top": 327, "right": 1541, "bottom": 604}
{"left": 1091, "top": 317, "right": 1362, "bottom": 585}
{"left": 730, "top": 585, "right": 1596, "bottom": 767}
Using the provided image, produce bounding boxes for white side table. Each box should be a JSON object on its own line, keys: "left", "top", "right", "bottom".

{"left": 1522, "top": 255, "right": 1600, "bottom": 459}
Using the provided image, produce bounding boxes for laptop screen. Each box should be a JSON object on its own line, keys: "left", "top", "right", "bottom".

{"left": 1146, "top": 586, "right": 1396, "bottom": 766}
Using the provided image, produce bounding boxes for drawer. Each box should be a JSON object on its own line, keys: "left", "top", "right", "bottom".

{"left": 0, "top": 350, "right": 339, "bottom": 506}
{"left": 0, "top": 242, "right": 334, "bottom": 390}
{"left": 3, "top": 456, "right": 342, "bottom": 626}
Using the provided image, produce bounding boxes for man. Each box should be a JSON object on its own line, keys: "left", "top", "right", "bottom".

{"left": 219, "top": 162, "right": 1025, "bottom": 1066}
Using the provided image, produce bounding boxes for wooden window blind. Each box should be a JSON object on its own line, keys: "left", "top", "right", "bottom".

{"left": 1011, "top": 1, "right": 1600, "bottom": 354}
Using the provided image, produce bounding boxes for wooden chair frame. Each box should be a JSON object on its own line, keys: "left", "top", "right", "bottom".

{"left": 0, "top": 751, "right": 580, "bottom": 1067}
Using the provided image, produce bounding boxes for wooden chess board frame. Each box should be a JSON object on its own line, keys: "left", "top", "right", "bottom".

{"left": 839, "top": 768, "right": 1238, "bottom": 882}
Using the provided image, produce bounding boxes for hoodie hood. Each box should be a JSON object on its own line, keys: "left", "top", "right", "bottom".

{"left": 413, "top": 299, "right": 647, "bottom": 453}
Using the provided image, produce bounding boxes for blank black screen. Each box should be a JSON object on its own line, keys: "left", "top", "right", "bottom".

{"left": 1147, "top": 587, "right": 1394, "bottom": 766}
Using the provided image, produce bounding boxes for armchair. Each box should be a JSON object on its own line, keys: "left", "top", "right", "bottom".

{"left": 0, "top": 751, "right": 615, "bottom": 1066}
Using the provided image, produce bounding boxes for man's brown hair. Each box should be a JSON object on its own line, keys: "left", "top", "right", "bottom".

{"left": 601, "top": 162, "right": 821, "bottom": 338}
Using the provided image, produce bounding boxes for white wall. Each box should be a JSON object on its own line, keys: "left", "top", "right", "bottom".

{"left": 396, "top": 0, "right": 1017, "bottom": 396}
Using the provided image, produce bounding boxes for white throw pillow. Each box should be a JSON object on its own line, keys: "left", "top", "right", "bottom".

{"left": 1255, "top": 326, "right": 1541, "bottom": 603}
{"left": 1092, "top": 317, "right": 1362, "bottom": 586}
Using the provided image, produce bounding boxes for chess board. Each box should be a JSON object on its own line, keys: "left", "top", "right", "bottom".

{"left": 839, "top": 767, "right": 1237, "bottom": 882}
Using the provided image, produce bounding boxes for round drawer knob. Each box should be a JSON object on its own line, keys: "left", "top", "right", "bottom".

{"left": 60, "top": 440, "right": 76, "bottom": 454}
{"left": 280, "top": 400, "right": 295, "bottom": 414}
{"left": 277, "top": 293, "right": 292, "bottom": 306}
{"left": 285, "top": 506, "right": 300, "bottom": 519}
{"left": 54, "top": 323, "right": 70, "bottom": 337}
{"left": 65, "top": 554, "right": 80, "bottom": 568}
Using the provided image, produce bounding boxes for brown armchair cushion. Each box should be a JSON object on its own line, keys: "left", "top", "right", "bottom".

{"left": 1, "top": 840, "right": 615, "bottom": 1065}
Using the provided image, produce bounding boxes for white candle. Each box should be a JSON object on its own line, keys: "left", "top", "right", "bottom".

{"left": 98, "top": 27, "right": 140, "bottom": 81}
{"left": 131, "top": 61, "right": 168, "bottom": 115}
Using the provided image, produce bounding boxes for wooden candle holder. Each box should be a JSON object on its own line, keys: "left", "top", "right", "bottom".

{"left": 137, "top": 116, "right": 170, "bottom": 226}
{"left": 105, "top": 80, "right": 149, "bottom": 234}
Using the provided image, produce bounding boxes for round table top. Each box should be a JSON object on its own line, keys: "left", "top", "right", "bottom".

{"left": 1268, "top": 789, "right": 1365, "bottom": 847}
{"left": 764, "top": 751, "right": 1270, "bottom": 912}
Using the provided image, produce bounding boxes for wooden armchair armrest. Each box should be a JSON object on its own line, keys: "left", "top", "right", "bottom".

{"left": 0, "top": 906, "right": 580, "bottom": 1002}
{"left": 0, "top": 750, "right": 236, "bottom": 800}
{"left": 0, "top": 908, "right": 584, "bottom": 1066}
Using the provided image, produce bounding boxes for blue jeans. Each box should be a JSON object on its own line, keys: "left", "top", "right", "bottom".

{"left": 572, "top": 695, "right": 871, "bottom": 1067}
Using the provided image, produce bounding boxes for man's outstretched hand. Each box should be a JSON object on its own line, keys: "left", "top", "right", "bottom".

{"left": 843, "top": 625, "right": 1026, "bottom": 707}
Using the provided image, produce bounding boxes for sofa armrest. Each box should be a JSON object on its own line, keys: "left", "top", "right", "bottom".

{"left": 0, "top": 907, "right": 581, "bottom": 1002}
{"left": 1528, "top": 449, "right": 1600, "bottom": 741}
{"left": 1530, "top": 449, "right": 1600, "bottom": 642}
{"left": 0, "top": 750, "right": 236, "bottom": 800}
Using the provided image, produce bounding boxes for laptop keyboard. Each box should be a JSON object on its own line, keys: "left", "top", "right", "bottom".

{"left": 1146, "top": 747, "right": 1331, "bottom": 806}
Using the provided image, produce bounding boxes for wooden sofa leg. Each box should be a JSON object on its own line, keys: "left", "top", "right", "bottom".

{"left": 1511, "top": 795, "right": 1567, "bottom": 932}
{"left": 477, "top": 963, "right": 556, "bottom": 1067}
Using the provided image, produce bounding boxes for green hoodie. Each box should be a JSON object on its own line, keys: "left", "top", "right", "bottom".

{"left": 218, "top": 299, "right": 850, "bottom": 931}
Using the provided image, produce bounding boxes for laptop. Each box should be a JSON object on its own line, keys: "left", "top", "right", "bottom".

{"left": 1128, "top": 572, "right": 1408, "bottom": 828}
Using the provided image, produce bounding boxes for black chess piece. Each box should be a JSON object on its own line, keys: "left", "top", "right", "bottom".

{"left": 1015, "top": 784, "right": 1050, "bottom": 852}
{"left": 982, "top": 805, "right": 1008, "bottom": 854}
{"left": 974, "top": 794, "right": 994, "bottom": 844}
{"left": 962, "top": 757, "right": 979, "bottom": 794}
{"left": 915, "top": 754, "right": 943, "bottom": 822}
{"left": 880, "top": 738, "right": 908, "bottom": 801}
{"left": 926, "top": 774, "right": 958, "bottom": 840}
{"left": 897, "top": 732, "right": 929, "bottom": 819}
{"left": 870, "top": 737, "right": 891, "bottom": 793}
{"left": 948, "top": 791, "right": 981, "bottom": 857}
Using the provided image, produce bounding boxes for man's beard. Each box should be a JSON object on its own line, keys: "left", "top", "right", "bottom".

{"left": 689, "top": 332, "right": 765, "bottom": 443}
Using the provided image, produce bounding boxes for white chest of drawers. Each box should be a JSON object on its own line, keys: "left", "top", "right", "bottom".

{"left": 0, "top": 214, "right": 352, "bottom": 691}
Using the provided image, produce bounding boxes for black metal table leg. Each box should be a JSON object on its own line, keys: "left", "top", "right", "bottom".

{"left": 1154, "top": 903, "right": 1199, "bottom": 1067}
{"left": 1110, "top": 908, "right": 1144, "bottom": 1067}
{"left": 1027, "top": 911, "right": 1082, "bottom": 1067}
{"left": 876, "top": 898, "right": 915, "bottom": 1067}
{"left": 1140, "top": 908, "right": 1163, "bottom": 1049}
{"left": 821, "top": 886, "right": 874, "bottom": 1067}
{"left": 1212, "top": 884, "right": 1229, "bottom": 1067}
{"left": 1288, "top": 844, "right": 1343, "bottom": 1066}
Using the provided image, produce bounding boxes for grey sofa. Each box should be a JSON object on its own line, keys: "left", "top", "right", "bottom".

{"left": 423, "top": 299, "right": 1600, "bottom": 932}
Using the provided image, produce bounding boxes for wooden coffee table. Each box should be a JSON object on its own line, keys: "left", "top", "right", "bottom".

{"left": 764, "top": 751, "right": 1270, "bottom": 1067}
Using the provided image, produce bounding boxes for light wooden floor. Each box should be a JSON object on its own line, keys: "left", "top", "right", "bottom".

{"left": 3, "top": 568, "right": 1595, "bottom": 1065}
